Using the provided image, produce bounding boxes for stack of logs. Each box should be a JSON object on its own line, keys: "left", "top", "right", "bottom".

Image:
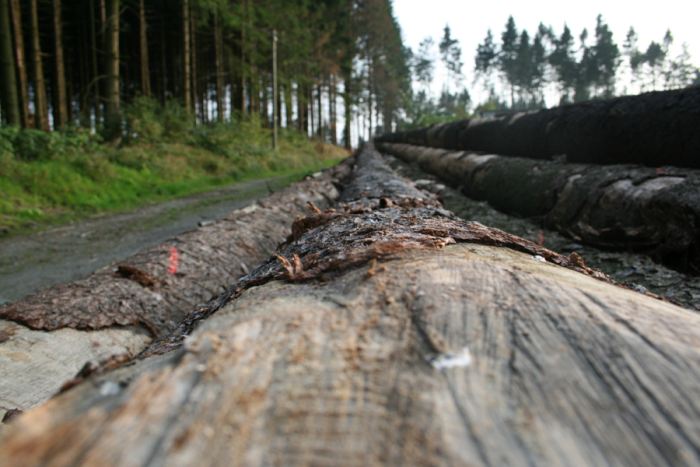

{"left": 377, "top": 87, "right": 700, "bottom": 274}
{"left": 0, "top": 144, "right": 699, "bottom": 466}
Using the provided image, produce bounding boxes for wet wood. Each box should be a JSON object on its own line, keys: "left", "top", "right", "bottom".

{"left": 0, "top": 164, "right": 348, "bottom": 419}
{"left": 0, "top": 147, "right": 698, "bottom": 466}
{"left": 378, "top": 142, "right": 700, "bottom": 273}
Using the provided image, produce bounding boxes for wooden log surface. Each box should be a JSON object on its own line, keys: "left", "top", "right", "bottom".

{"left": 0, "top": 163, "right": 349, "bottom": 420}
{"left": 1, "top": 146, "right": 698, "bottom": 466}
{"left": 378, "top": 142, "right": 700, "bottom": 273}
{"left": 376, "top": 86, "right": 700, "bottom": 169}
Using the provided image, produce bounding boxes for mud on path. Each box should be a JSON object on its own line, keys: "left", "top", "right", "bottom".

{"left": 0, "top": 175, "right": 297, "bottom": 304}
{"left": 384, "top": 154, "right": 700, "bottom": 311}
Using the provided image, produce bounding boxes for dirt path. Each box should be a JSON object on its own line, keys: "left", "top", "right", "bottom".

{"left": 0, "top": 175, "right": 297, "bottom": 304}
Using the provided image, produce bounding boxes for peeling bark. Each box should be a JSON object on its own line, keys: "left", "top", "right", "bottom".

{"left": 377, "top": 87, "right": 700, "bottom": 169}
{"left": 0, "top": 163, "right": 348, "bottom": 417}
{"left": 378, "top": 142, "right": 700, "bottom": 273}
{"left": 2, "top": 147, "right": 698, "bottom": 466}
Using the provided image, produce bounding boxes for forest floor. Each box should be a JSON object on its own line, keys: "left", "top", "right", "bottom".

{"left": 0, "top": 172, "right": 309, "bottom": 305}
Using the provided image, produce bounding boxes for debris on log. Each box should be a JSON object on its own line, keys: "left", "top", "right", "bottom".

{"left": 377, "top": 142, "right": 700, "bottom": 273}
{"left": 376, "top": 86, "right": 700, "bottom": 169}
{"left": 382, "top": 152, "right": 700, "bottom": 312}
{"left": 1, "top": 146, "right": 698, "bottom": 467}
{"left": 0, "top": 162, "right": 349, "bottom": 419}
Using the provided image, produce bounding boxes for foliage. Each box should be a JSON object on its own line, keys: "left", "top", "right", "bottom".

{"left": 0, "top": 101, "right": 347, "bottom": 233}
{"left": 467, "top": 14, "right": 699, "bottom": 112}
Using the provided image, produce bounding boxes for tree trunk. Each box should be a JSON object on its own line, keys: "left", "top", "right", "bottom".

{"left": 89, "top": 0, "right": 101, "bottom": 125}
{"left": 379, "top": 86, "right": 700, "bottom": 169}
{"left": 316, "top": 82, "right": 323, "bottom": 139}
{"left": 190, "top": 7, "right": 197, "bottom": 122}
{"left": 1, "top": 147, "right": 699, "bottom": 467}
{"left": 103, "top": 0, "right": 120, "bottom": 139}
{"left": 138, "top": 0, "right": 150, "bottom": 97}
{"left": 28, "top": 0, "right": 48, "bottom": 130}
{"left": 213, "top": 14, "right": 224, "bottom": 122}
{"left": 239, "top": 3, "right": 246, "bottom": 115}
{"left": 8, "top": 0, "right": 28, "bottom": 127}
{"left": 181, "top": 0, "right": 191, "bottom": 114}
{"left": 377, "top": 142, "right": 700, "bottom": 274}
{"left": 283, "top": 80, "right": 292, "bottom": 128}
{"left": 0, "top": 167, "right": 345, "bottom": 416}
{"left": 297, "top": 81, "right": 306, "bottom": 133}
{"left": 329, "top": 73, "right": 337, "bottom": 145}
{"left": 343, "top": 72, "right": 352, "bottom": 149}
{"left": 52, "top": 0, "right": 68, "bottom": 129}
{"left": 0, "top": 0, "right": 20, "bottom": 125}
{"left": 307, "top": 84, "right": 314, "bottom": 136}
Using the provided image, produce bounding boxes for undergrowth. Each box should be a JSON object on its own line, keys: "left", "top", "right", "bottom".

{"left": 0, "top": 98, "right": 348, "bottom": 234}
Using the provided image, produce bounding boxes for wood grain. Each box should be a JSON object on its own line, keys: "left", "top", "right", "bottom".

{"left": 1, "top": 243, "right": 698, "bottom": 466}
{"left": 1, "top": 147, "right": 697, "bottom": 466}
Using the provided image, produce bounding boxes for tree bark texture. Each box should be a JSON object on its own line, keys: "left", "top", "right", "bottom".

{"left": 378, "top": 142, "right": 700, "bottom": 273}
{"left": 377, "top": 87, "right": 700, "bottom": 169}
{"left": 8, "top": 0, "right": 28, "bottom": 127}
{"left": 52, "top": 0, "right": 68, "bottom": 128}
{"left": 0, "top": 165, "right": 347, "bottom": 419}
{"left": 29, "top": 0, "right": 48, "bottom": 130}
{"left": 138, "top": 0, "right": 151, "bottom": 97}
{"left": 181, "top": 0, "right": 191, "bottom": 114}
{"left": 1, "top": 148, "right": 698, "bottom": 466}
{"left": 103, "top": 0, "right": 120, "bottom": 138}
{"left": 214, "top": 14, "right": 224, "bottom": 122}
{"left": 0, "top": 0, "right": 20, "bottom": 125}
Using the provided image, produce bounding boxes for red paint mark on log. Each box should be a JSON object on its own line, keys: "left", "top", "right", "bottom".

{"left": 168, "top": 247, "right": 179, "bottom": 275}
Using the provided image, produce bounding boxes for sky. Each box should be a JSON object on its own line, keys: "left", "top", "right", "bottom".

{"left": 393, "top": 0, "right": 700, "bottom": 104}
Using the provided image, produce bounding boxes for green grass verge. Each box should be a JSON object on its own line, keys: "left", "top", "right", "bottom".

{"left": 0, "top": 114, "right": 348, "bottom": 235}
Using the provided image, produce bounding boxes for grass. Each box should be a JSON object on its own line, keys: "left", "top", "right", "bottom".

{"left": 0, "top": 100, "right": 348, "bottom": 235}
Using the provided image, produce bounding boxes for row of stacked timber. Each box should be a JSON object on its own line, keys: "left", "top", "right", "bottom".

{"left": 1, "top": 146, "right": 699, "bottom": 466}
{"left": 376, "top": 142, "right": 700, "bottom": 273}
{"left": 377, "top": 87, "right": 700, "bottom": 169}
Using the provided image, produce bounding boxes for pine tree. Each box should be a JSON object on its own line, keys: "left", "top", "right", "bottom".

{"left": 499, "top": 16, "right": 519, "bottom": 105}
{"left": 438, "top": 25, "right": 463, "bottom": 90}
{"left": 474, "top": 29, "right": 497, "bottom": 90}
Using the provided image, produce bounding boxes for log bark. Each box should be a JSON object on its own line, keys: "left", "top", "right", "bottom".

{"left": 1, "top": 147, "right": 698, "bottom": 466}
{"left": 377, "top": 87, "right": 700, "bottom": 169}
{"left": 0, "top": 165, "right": 347, "bottom": 418}
{"left": 378, "top": 142, "right": 700, "bottom": 273}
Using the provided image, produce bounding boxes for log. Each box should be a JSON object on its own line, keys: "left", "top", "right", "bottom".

{"left": 1, "top": 147, "right": 699, "bottom": 466}
{"left": 376, "top": 86, "right": 700, "bottom": 169}
{"left": 377, "top": 142, "right": 700, "bottom": 273}
{"left": 0, "top": 163, "right": 349, "bottom": 420}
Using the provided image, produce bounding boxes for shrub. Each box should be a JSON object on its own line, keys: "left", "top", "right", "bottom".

{"left": 125, "top": 96, "right": 164, "bottom": 142}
